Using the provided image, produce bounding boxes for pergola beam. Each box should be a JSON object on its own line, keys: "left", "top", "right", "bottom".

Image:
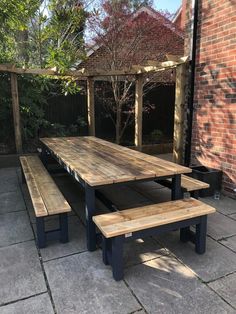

{"left": 0, "top": 59, "right": 189, "bottom": 78}
{"left": 173, "top": 63, "right": 187, "bottom": 164}
{"left": 10, "top": 73, "right": 22, "bottom": 154}
{"left": 134, "top": 75, "right": 143, "bottom": 151}
{"left": 0, "top": 58, "right": 189, "bottom": 155}
{"left": 166, "top": 54, "right": 189, "bottom": 63}
{"left": 87, "top": 78, "right": 95, "bottom": 136}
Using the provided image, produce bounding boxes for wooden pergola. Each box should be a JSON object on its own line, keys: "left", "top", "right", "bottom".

{"left": 0, "top": 55, "right": 188, "bottom": 164}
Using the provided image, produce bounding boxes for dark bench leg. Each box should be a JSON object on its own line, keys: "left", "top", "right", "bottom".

{"left": 103, "top": 237, "right": 111, "bottom": 265}
{"left": 195, "top": 216, "right": 207, "bottom": 254}
{"left": 59, "top": 213, "right": 69, "bottom": 243}
{"left": 180, "top": 227, "right": 191, "bottom": 242}
{"left": 21, "top": 167, "right": 26, "bottom": 184}
{"left": 112, "top": 236, "right": 124, "bottom": 281}
{"left": 36, "top": 217, "right": 46, "bottom": 248}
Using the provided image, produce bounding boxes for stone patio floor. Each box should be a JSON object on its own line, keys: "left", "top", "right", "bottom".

{"left": 0, "top": 167, "right": 236, "bottom": 314}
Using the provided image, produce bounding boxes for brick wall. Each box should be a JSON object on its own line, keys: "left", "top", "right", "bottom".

{"left": 185, "top": 0, "right": 236, "bottom": 197}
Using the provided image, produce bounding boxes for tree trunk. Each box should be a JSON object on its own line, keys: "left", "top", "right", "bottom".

{"left": 16, "top": 30, "right": 29, "bottom": 65}
{"left": 115, "top": 107, "right": 121, "bottom": 144}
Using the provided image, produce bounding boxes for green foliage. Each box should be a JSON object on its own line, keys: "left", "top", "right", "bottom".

{"left": 18, "top": 76, "right": 49, "bottom": 141}
{"left": 0, "top": 72, "right": 87, "bottom": 152}
{"left": 41, "top": 116, "right": 87, "bottom": 137}
{"left": 0, "top": 73, "right": 49, "bottom": 151}
{"left": 0, "top": 1, "right": 88, "bottom": 152}
{"left": 61, "top": 79, "right": 82, "bottom": 95}
{"left": 45, "top": 0, "right": 87, "bottom": 71}
{"left": 0, "top": 0, "right": 87, "bottom": 70}
{"left": 150, "top": 129, "right": 164, "bottom": 142}
{"left": 0, "top": 74, "right": 14, "bottom": 148}
{"left": 0, "top": 0, "right": 41, "bottom": 64}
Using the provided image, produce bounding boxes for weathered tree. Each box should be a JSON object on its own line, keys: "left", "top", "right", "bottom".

{"left": 86, "top": 0, "right": 183, "bottom": 144}
{"left": 0, "top": 0, "right": 88, "bottom": 70}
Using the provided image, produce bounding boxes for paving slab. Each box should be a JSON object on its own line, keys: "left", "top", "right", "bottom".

{"left": 0, "top": 190, "right": 26, "bottom": 214}
{"left": 125, "top": 255, "right": 235, "bottom": 314}
{"left": 54, "top": 175, "right": 85, "bottom": 203}
{"left": 0, "top": 167, "right": 18, "bottom": 181}
{"left": 0, "top": 168, "right": 19, "bottom": 193}
{"left": 69, "top": 199, "right": 88, "bottom": 224}
{"left": 155, "top": 232, "right": 236, "bottom": 282}
{"left": 99, "top": 185, "right": 152, "bottom": 209}
{"left": 220, "top": 235, "right": 236, "bottom": 253}
{"left": 44, "top": 251, "right": 141, "bottom": 314}
{"left": 229, "top": 213, "right": 236, "bottom": 220}
{"left": 207, "top": 212, "right": 236, "bottom": 240}
{"left": 130, "top": 181, "right": 165, "bottom": 192}
{"left": 0, "top": 293, "right": 54, "bottom": 314}
{"left": 124, "top": 237, "right": 169, "bottom": 267}
{"left": 0, "top": 180, "right": 20, "bottom": 194}
{"left": 202, "top": 196, "right": 236, "bottom": 215}
{"left": 0, "top": 211, "right": 33, "bottom": 247}
{"left": 34, "top": 216, "right": 87, "bottom": 261}
{"left": 137, "top": 187, "right": 171, "bottom": 203}
{"left": 208, "top": 272, "right": 236, "bottom": 309}
{"left": 0, "top": 241, "right": 47, "bottom": 304}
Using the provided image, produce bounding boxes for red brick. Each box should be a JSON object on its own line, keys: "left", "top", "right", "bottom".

{"left": 184, "top": 0, "right": 236, "bottom": 198}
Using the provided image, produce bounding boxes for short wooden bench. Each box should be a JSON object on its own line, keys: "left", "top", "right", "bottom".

{"left": 20, "top": 155, "right": 71, "bottom": 248}
{"left": 157, "top": 175, "right": 210, "bottom": 199}
{"left": 93, "top": 198, "right": 216, "bottom": 281}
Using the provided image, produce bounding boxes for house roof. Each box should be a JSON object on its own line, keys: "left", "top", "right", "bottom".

{"left": 172, "top": 6, "right": 182, "bottom": 24}
{"left": 80, "top": 6, "right": 183, "bottom": 65}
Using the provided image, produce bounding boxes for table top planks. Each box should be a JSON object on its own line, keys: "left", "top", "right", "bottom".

{"left": 40, "top": 136, "right": 192, "bottom": 187}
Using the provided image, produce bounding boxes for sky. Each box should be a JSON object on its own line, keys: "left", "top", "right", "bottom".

{"left": 153, "top": 0, "right": 182, "bottom": 14}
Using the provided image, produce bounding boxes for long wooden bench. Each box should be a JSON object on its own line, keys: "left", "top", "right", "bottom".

{"left": 20, "top": 155, "right": 71, "bottom": 248}
{"left": 157, "top": 175, "right": 209, "bottom": 199}
{"left": 93, "top": 198, "right": 216, "bottom": 281}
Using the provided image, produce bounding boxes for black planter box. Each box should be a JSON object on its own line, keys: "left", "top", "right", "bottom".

{"left": 189, "top": 166, "right": 222, "bottom": 197}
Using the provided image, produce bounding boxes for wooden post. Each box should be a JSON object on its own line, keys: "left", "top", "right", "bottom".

{"left": 87, "top": 77, "right": 95, "bottom": 136}
{"left": 134, "top": 75, "right": 143, "bottom": 151}
{"left": 10, "top": 73, "right": 22, "bottom": 154}
{"left": 173, "top": 63, "right": 187, "bottom": 164}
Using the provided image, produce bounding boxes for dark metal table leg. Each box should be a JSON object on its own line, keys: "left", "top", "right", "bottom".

{"left": 190, "top": 190, "right": 199, "bottom": 199}
{"left": 85, "top": 184, "right": 97, "bottom": 251}
{"left": 195, "top": 216, "right": 207, "bottom": 254}
{"left": 59, "top": 213, "right": 69, "bottom": 243}
{"left": 40, "top": 146, "right": 48, "bottom": 169}
{"left": 171, "top": 174, "right": 182, "bottom": 200}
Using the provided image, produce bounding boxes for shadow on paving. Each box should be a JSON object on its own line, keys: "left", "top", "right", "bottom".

{"left": 0, "top": 168, "right": 236, "bottom": 314}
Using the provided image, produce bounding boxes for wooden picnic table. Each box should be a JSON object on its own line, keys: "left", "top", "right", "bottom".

{"left": 40, "top": 136, "right": 192, "bottom": 251}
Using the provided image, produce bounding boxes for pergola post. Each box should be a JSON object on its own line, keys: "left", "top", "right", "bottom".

{"left": 10, "top": 73, "right": 22, "bottom": 154}
{"left": 173, "top": 63, "right": 187, "bottom": 164}
{"left": 87, "top": 77, "right": 95, "bottom": 136}
{"left": 134, "top": 75, "right": 143, "bottom": 151}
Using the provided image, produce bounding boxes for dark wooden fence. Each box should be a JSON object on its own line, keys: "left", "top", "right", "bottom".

{"left": 45, "top": 83, "right": 175, "bottom": 144}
